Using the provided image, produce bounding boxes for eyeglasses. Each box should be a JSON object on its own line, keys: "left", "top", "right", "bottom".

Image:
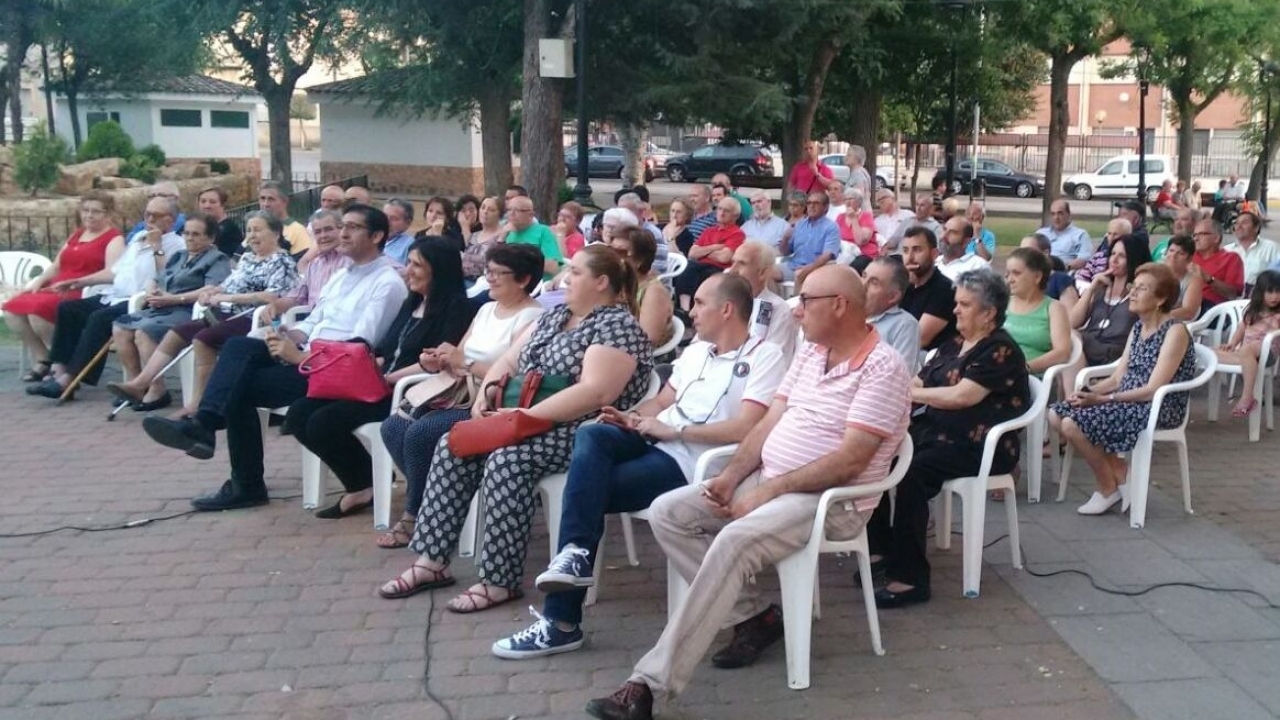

{"left": 797, "top": 293, "right": 839, "bottom": 306}
{"left": 805, "top": 201, "right": 824, "bottom": 206}
{"left": 1130, "top": 284, "right": 1155, "bottom": 295}
{"left": 143, "top": 212, "right": 171, "bottom": 219}
{"left": 342, "top": 222, "right": 368, "bottom": 232}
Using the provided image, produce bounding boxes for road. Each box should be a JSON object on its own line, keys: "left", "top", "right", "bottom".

{"left": 585, "top": 178, "right": 1119, "bottom": 217}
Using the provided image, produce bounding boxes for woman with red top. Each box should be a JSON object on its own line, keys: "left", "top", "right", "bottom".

{"left": 554, "top": 201, "right": 586, "bottom": 259}
{"left": 5, "top": 192, "right": 124, "bottom": 381}
{"left": 836, "top": 186, "right": 878, "bottom": 270}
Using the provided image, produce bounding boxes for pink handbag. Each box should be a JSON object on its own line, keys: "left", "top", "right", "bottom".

{"left": 298, "top": 340, "right": 390, "bottom": 404}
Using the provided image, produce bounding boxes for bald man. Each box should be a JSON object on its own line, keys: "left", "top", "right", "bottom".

{"left": 343, "top": 185, "right": 372, "bottom": 207}
{"left": 587, "top": 265, "right": 912, "bottom": 720}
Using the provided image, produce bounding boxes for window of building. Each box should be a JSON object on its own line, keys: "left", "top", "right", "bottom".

{"left": 210, "top": 110, "right": 250, "bottom": 129}
{"left": 159, "top": 109, "right": 202, "bottom": 127}
{"left": 85, "top": 111, "right": 121, "bottom": 129}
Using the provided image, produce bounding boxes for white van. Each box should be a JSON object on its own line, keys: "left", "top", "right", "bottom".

{"left": 1062, "top": 154, "right": 1175, "bottom": 201}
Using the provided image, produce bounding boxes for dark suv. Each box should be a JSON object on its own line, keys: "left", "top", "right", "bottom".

{"left": 664, "top": 144, "right": 777, "bottom": 184}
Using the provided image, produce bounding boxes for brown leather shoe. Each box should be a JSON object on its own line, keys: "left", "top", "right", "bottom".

{"left": 711, "top": 604, "right": 784, "bottom": 669}
{"left": 585, "top": 681, "right": 653, "bottom": 720}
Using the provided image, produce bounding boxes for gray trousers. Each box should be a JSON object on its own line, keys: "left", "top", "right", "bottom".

{"left": 630, "top": 474, "right": 870, "bottom": 696}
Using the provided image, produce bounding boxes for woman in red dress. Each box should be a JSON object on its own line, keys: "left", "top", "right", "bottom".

{"left": 3, "top": 192, "right": 124, "bottom": 380}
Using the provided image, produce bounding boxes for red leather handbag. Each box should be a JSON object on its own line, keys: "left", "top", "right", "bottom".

{"left": 447, "top": 409, "right": 554, "bottom": 458}
{"left": 298, "top": 340, "right": 390, "bottom": 404}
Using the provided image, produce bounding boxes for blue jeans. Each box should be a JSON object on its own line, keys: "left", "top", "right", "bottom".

{"left": 543, "top": 423, "right": 686, "bottom": 625}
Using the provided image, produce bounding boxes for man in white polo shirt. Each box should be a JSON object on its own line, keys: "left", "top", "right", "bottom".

{"left": 935, "top": 217, "right": 989, "bottom": 281}
{"left": 587, "top": 264, "right": 911, "bottom": 720}
{"left": 491, "top": 273, "right": 786, "bottom": 660}
{"left": 726, "top": 240, "right": 798, "bottom": 359}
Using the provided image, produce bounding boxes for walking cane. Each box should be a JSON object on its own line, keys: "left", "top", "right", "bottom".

{"left": 106, "top": 344, "right": 196, "bottom": 421}
{"left": 57, "top": 339, "right": 114, "bottom": 406}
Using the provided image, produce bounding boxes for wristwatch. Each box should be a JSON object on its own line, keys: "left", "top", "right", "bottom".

{"left": 153, "top": 248, "right": 165, "bottom": 257}
{"left": 464, "top": 358, "right": 476, "bottom": 373}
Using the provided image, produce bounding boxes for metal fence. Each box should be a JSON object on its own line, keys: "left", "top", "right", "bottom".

{"left": 0, "top": 214, "right": 78, "bottom": 258}
{"left": 227, "top": 174, "right": 369, "bottom": 231}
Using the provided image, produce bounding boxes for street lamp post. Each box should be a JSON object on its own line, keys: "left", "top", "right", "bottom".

{"left": 940, "top": 0, "right": 970, "bottom": 193}
{"left": 572, "top": 0, "right": 592, "bottom": 204}
{"left": 1135, "top": 45, "right": 1151, "bottom": 203}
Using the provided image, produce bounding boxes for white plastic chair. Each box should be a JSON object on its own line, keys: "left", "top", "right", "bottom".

{"left": 935, "top": 375, "right": 1048, "bottom": 598}
{"left": 0, "top": 250, "right": 53, "bottom": 375}
{"left": 776, "top": 435, "right": 913, "bottom": 690}
{"left": 533, "top": 370, "right": 662, "bottom": 607}
{"left": 1036, "top": 331, "right": 1083, "bottom": 503}
{"left": 1056, "top": 344, "right": 1217, "bottom": 529}
{"left": 653, "top": 315, "right": 684, "bottom": 358}
{"left": 657, "top": 253, "right": 688, "bottom": 283}
{"left": 1192, "top": 301, "right": 1277, "bottom": 442}
{"left": 467, "top": 275, "right": 490, "bottom": 299}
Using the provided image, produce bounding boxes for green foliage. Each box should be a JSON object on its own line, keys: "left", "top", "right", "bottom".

{"left": 13, "top": 122, "right": 72, "bottom": 196}
{"left": 119, "top": 154, "right": 158, "bottom": 184}
{"left": 289, "top": 94, "right": 316, "bottom": 121}
{"left": 136, "top": 144, "right": 166, "bottom": 167}
{"left": 557, "top": 182, "right": 574, "bottom": 206}
{"left": 77, "top": 120, "right": 135, "bottom": 161}
{"left": 207, "top": 158, "right": 231, "bottom": 174}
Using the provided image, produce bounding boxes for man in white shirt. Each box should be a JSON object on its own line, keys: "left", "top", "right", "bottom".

{"left": 873, "top": 189, "right": 915, "bottom": 255}
{"left": 726, "top": 240, "right": 798, "bottom": 360}
{"left": 863, "top": 256, "right": 921, "bottom": 373}
{"left": 1223, "top": 174, "right": 1247, "bottom": 201}
{"left": 741, "top": 190, "right": 789, "bottom": 250}
{"left": 887, "top": 193, "right": 944, "bottom": 252}
{"left": 142, "top": 204, "right": 409, "bottom": 512}
{"left": 491, "top": 273, "right": 787, "bottom": 660}
{"left": 1036, "top": 199, "right": 1093, "bottom": 270}
{"left": 935, "top": 217, "right": 989, "bottom": 281}
{"left": 28, "top": 197, "right": 186, "bottom": 399}
{"left": 1224, "top": 210, "right": 1280, "bottom": 291}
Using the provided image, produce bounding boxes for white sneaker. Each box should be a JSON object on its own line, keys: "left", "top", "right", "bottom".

{"left": 1118, "top": 484, "right": 1131, "bottom": 513}
{"left": 1077, "top": 491, "right": 1120, "bottom": 515}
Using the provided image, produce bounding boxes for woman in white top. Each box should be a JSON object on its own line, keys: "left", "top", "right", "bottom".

{"left": 376, "top": 243, "right": 545, "bottom": 548}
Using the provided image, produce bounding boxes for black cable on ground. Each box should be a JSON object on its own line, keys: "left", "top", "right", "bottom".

{"left": 421, "top": 589, "right": 457, "bottom": 720}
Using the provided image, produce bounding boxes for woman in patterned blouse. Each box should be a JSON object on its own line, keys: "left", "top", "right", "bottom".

{"left": 107, "top": 211, "right": 298, "bottom": 415}
{"left": 378, "top": 245, "right": 655, "bottom": 613}
{"left": 867, "top": 269, "right": 1031, "bottom": 607}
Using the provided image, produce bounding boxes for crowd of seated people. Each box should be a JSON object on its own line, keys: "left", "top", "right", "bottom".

{"left": 18, "top": 166, "right": 1280, "bottom": 720}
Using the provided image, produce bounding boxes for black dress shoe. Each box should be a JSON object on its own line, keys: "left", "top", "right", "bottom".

{"left": 711, "top": 603, "right": 784, "bottom": 669}
{"left": 314, "top": 496, "right": 373, "bottom": 519}
{"left": 853, "top": 559, "right": 888, "bottom": 590}
{"left": 874, "top": 584, "right": 931, "bottom": 609}
{"left": 26, "top": 378, "right": 65, "bottom": 399}
{"left": 190, "top": 480, "right": 269, "bottom": 512}
{"left": 142, "top": 415, "right": 215, "bottom": 460}
{"left": 585, "top": 681, "right": 653, "bottom": 720}
{"left": 132, "top": 391, "right": 173, "bottom": 412}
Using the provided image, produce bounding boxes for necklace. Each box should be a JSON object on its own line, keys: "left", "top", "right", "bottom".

{"left": 388, "top": 306, "right": 426, "bottom": 371}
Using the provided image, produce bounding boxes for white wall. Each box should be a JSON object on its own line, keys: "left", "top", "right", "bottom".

{"left": 51, "top": 94, "right": 259, "bottom": 159}
{"left": 313, "top": 98, "right": 482, "bottom": 167}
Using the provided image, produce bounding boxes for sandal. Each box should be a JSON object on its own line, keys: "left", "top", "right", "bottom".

{"left": 446, "top": 583, "right": 523, "bottom": 614}
{"left": 376, "top": 518, "right": 415, "bottom": 549}
{"left": 21, "top": 360, "right": 51, "bottom": 383}
{"left": 377, "top": 562, "right": 455, "bottom": 600}
{"left": 1232, "top": 399, "right": 1259, "bottom": 418}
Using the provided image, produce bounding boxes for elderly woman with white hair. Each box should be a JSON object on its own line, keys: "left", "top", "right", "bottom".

{"left": 844, "top": 144, "right": 872, "bottom": 197}
{"left": 538, "top": 207, "right": 640, "bottom": 309}
{"left": 837, "top": 186, "right": 878, "bottom": 271}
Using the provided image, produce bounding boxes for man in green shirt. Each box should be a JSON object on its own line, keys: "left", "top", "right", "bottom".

{"left": 502, "top": 196, "right": 563, "bottom": 278}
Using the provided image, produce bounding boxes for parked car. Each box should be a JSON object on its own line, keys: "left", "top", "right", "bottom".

{"left": 820, "top": 154, "right": 896, "bottom": 191}
{"left": 664, "top": 143, "right": 776, "bottom": 184}
{"left": 564, "top": 145, "right": 655, "bottom": 182}
{"left": 643, "top": 141, "right": 671, "bottom": 170}
{"left": 931, "top": 158, "right": 1045, "bottom": 198}
{"left": 1062, "top": 154, "right": 1175, "bottom": 201}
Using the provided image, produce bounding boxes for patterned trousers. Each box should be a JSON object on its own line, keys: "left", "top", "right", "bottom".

{"left": 407, "top": 423, "right": 577, "bottom": 589}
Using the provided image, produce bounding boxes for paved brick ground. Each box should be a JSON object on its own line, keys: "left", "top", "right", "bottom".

{"left": 0, "top": 347, "right": 1141, "bottom": 720}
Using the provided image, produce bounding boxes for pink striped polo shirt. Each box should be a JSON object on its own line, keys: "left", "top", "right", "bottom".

{"left": 760, "top": 328, "right": 911, "bottom": 512}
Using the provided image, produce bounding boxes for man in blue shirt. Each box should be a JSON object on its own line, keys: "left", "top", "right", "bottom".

{"left": 127, "top": 182, "right": 186, "bottom": 238}
{"left": 381, "top": 198, "right": 415, "bottom": 265}
{"left": 1035, "top": 199, "right": 1093, "bottom": 271}
{"left": 779, "top": 192, "right": 840, "bottom": 290}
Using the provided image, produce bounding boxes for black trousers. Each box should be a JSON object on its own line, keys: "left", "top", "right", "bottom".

{"left": 284, "top": 396, "right": 392, "bottom": 493}
{"left": 195, "top": 336, "right": 308, "bottom": 496}
{"left": 867, "top": 433, "right": 992, "bottom": 591}
{"left": 672, "top": 260, "right": 721, "bottom": 298}
{"left": 48, "top": 298, "right": 130, "bottom": 386}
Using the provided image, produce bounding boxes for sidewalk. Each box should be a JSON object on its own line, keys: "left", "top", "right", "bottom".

{"left": 0, "top": 342, "right": 1276, "bottom": 719}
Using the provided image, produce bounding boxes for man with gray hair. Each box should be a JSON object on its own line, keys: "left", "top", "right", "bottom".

{"left": 741, "top": 191, "right": 789, "bottom": 250}
{"left": 936, "top": 217, "right": 988, "bottom": 281}
{"left": 862, "top": 256, "right": 920, "bottom": 372}
{"left": 726, "top": 240, "right": 798, "bottom": 359}
{"left": 874, "top": 190, "right": 915, "bottom": 255}
{"left": 127, "top": 181, "right": 187, "bottom": 238}
{"left": 617, "top": 192, "right": 669, "bottom": 274}
{"left": 381, "top": 198, "right": 416, "bottom": 265}
{"left": 686, "top": 184, "right": 717, "bottom": 242}
{"left": 888, "top": 192, "right": 944, "bottom": 251}
{"left": 843, "top": 144, "right": 872, "bottom": 199}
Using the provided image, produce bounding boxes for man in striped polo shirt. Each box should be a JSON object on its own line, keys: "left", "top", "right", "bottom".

{"left": 587, "top": 264, "right": 912, "bottom": 720}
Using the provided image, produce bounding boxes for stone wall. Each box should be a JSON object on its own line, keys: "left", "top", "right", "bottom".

{"left": 0, "top": 173, "right": 256, "bottom": 257}
{"left": 320, "top": 161, "right": 485, "bottom": 197}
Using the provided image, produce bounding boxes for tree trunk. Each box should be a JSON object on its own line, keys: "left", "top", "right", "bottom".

{"left": 477, "top": 83, "right": 514, "bottom": 196}
{"left": 264, "top": 88, "right": 293, "bottom": 192}
{"left": 781, "top": 36, "right": 843, "bottom": 192}
{"left": 67, "top": 90, "right": 82, "bottom": 150}
{"left": 910, "top": 142, "right": 922, "bottom": 206}
{"left": 848, "top": 80, "right": 883, "bottom": 179}
{"left": 617, "top": 122, "right": 645, "bottom": 187}
{"left": 1042, "top": 54, "right": 1074, "bottom": 224}
{"left": 520, "top": 0, "right": 567, "bottom": 220}
{"left": 1173, "top": 95, "right": 1196, "bottom": 185}
{"left": 8, "top": 51, "right": 27, "bottom": 144}
{"left": 0, "top": 78, "right": 10, "bottom": 146}
{"left": 1246, "top": 105, "right": 1280, "bottom": 201}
